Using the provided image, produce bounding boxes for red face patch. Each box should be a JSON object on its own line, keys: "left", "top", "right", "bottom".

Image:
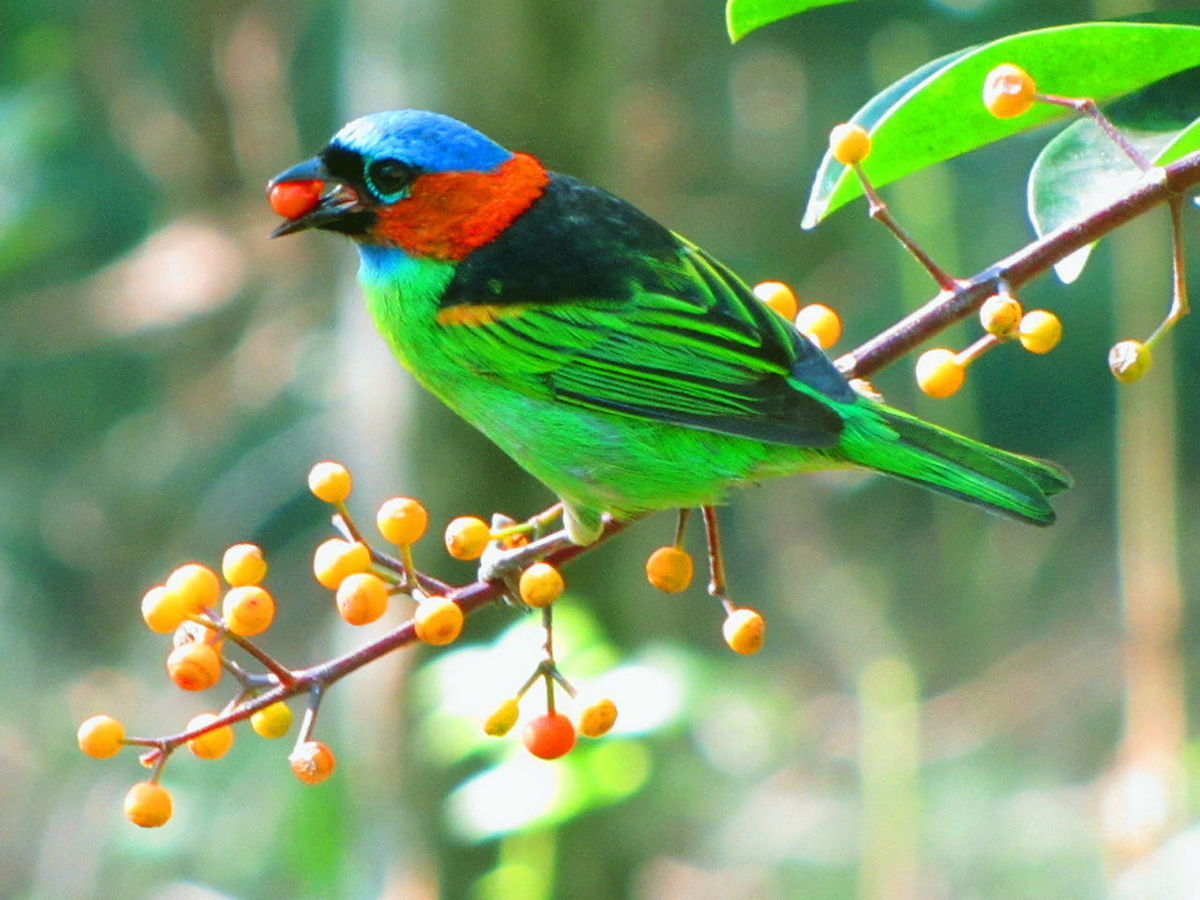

{"left": 373, "top": 153, "right": 549, "bottom": 260}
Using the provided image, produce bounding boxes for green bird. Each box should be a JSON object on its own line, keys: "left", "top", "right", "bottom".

{"left": 270, "top": 110, "right": 1068, "bottom": 545}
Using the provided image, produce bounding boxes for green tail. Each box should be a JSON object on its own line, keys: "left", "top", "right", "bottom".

{"left": 841, "top": 403, "right": 1071, "bottom": 525}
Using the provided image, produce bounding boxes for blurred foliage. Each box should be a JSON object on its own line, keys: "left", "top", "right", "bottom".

{"left": 4, "top": 0, "right": 1200, "bottom": 898}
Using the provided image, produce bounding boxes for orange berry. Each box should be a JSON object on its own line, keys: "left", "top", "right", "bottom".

{"left": 376, "top": 496, "right": 429, "bottom": 546}
{"left": 983, "top": 63, "right": 1036, "bottom": 119}
{"left": 1109, "top": 339, "right": 1153, "bottom": 384}
{"left": 578, "top": 698, "right": 618, "bottom": 738}
{"left": 307, "top": 460, "right": 351, "bottom": 504}
{"left": 522, "top": 712, "right": 576, "bottom": 760}
{"left": 335, "top": 572, "right": 389, "bottom": 626}
{"left": 165, "top": 562, "right": 220, "bottom": 613}
{"left": 222, "top": 542, "right": 267, "bottom": 586}
{"left": 645, "top": 546, "right": 693, "bottom": 593}
{"left": 251, "top": 701, "right": 293, "bottom": 739}
{"left": 444, "top": 516, "right": 492, "bottom": 560}
{"left": 519, "top": 562, "right": 564, "bottom": 608}
{"left": 186, "top": 713, "right": 234, "bottom": 760}
{"left": 77, "top": 714, "right": 125, "bottom": 759}
{"left": 752, "top": 281, "right": 800, "bottom": 320}
{"left": 289, "top": 740, "right": 336, "bottom": 784}
{"left": 795, "top": 303, "right": 842, "bottom": 349}
{"left": 723, "top": 607, "right": 766, "bottom": 655}
{"left": 484, "top": 698, "right": 521, "bottom": 737}
{"left": 829, "top": 122, "right": 871, "bottom": 166}
{"left": 222, "top": 585, "right": 275, "bottom": 636}
{"left": 980, "top": 292, "right": 1022, "bottom": 338}
{"left": 269, "top": 180, "right": 323, "bottom": 219}
{"left": 140, "top": 584, "right": 187, "bottom": 634}
{"left": 166, "top": 641, "right": 222, "bottom": 691}
{"left": 915, "top": 348, "right": 966, "bottom": 398}
{"left": 413, "top": 596, "right": 464, "bottom": 645}
{"left": 124, "top": 781, "right": 173, "bottom": 828}
{"left": 312, "top": 538, "right": 371, "bottom": 589}
{"left": 1018, "top": 310, "right": 1062, "bottom": 354}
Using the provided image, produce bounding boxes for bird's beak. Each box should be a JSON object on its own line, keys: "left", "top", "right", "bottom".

{"left": 268, "top": 156, "right": 368, "bottom": 238}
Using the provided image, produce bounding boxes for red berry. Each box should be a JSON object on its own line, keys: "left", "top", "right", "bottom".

{"left": 269, "top": 180, "right": 323, "bottom": 219}
{"left": 522, "top": 712, "right": 576, "bottom": 760}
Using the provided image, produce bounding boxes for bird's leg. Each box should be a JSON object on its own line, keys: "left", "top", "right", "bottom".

{"left": 701, "top": 505, "right": 735, "bottom": 614}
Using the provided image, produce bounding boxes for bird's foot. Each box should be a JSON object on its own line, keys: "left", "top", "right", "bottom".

{"left": 477, "top": 507, "right": 574, "bottom": 607}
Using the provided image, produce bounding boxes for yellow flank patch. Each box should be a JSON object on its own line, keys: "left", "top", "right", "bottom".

{"left": 435, "top": 304, "right": 525, "bottom": 327}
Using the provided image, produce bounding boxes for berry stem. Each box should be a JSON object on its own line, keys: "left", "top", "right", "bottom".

{"left": 673, "top": 508, "right": 691, "bottom": 547}
{"left": 222, "top": 632, "right": 296, "bottom": 688}
{"left": 1146, "top": 195, "right": 1190, "bottom": 349}
{"left": 701, "top": 505, "right": 728, "bottom": 600}
{"left": 955, "top": 333, "right": 999, "bottom": 367}
{"left": 1035, "top": 93, "right": 1152, "bottom": 171}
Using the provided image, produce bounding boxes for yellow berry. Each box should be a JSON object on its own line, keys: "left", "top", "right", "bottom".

{"left": 752, "top": 281, "right": 800, "bottom": 320}
{"left": 979, "top": 292, "right": 1022, "bottom": 338}
{"left": 1018, "top": 309, "right": 1062, "bottom": 354}
{"left": 335, "top": 572, "right": 389, "bottom": 626}
{"left": 519, "top": 562, "right": 565, "bottom": 608}
{"left": 915, "top": 348, "right": 966, "bottom": 398}
{"left": 312, "top": 538, "right": 371, "bottom": 589}
{"left": 484, "top": 697, "right": 521, "bottom": 737}
{"left": 290, "top": 740, "right": 336, "bottom": 785}
{"left": 222, "top": 542, "right": 267, "bottom": 586}
{"left": 414, "top": 596, "right": 464, "bottom": 645}
{"left": 376, "top": 496, "right": 429, "bottom": 546}
{"left": 124, "top": 781, "right": 172, "bottom": 828}
{"left": 829, "top": 122, "right": 872, "bottom": 166}
{"left": 983, "top": 63, "right": 1037, "bottom": 119}
{"left": 77, "top": 714, "right": 125, "bottom": 759}
{"left": 645, "top": 546, "right": 693, "bottom": 593}
{"left": 140, "top": 585, "right": 187, "bottom": 634}
{"left": 444, "top": 516, "right": 492, "bottom": 560}
{"left": 578, "top": 698, "right": 618, "bottom": 738}
{"left": 795, "top": 303, "right": 842, "bottom": 349}
{"left": 165, "top": 562, "right": 220, "bottom": 613}
{"left": 185, "top": 713, "right": 234, "bottom": 760}
{"left": 308, "top": 460, "right": 352, "bottom": 504}
{"left": 166, "top": 641, "right": 222, "bottom": 691}
{"left": 222, "top": 585, "right": 275, "bottom": 636}
{"left": 1109, "top": 339, "right": 1153, "bottom": 383}
{"left": 723, "top": 607, "right": 766, "bottom": 655}
{"left": 251, "top": 701, "right": 293, "bottom": 739}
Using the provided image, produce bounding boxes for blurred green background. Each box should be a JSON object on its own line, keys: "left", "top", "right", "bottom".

{"left": 5, "top": 0, "right": 1200, "bottom": 897}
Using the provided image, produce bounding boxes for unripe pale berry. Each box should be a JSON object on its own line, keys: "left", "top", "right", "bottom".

{"left": 186, "top": 713, "right": 234, "bottom": 760}
{"left": 222, "top": 543, "right": 267, "bottom": 586}
{"left": 795, "top": 303, "right": 842, "bottom": 349}
{"left": 173, "top": 618, "right": 222, "bottom": 652}
{"left": 166, "top": 641, "right": 222, "bottom": 691}
{"left": 335, "top": 572, "right": 389, "bottom": 626}
{"left": 269, "top": 180, "right": 323, "bottom": 220}
{"left": 290, "top": 740, "right": 336, "bottom": 784}
{"left": 646, "top": 546, "right": 693, "bottom": 593}
{"left": 251, "top": 701, "right": 293, "bottom": 739}
{"left": 124, "top": 781, "right": 173, "bottom": 828}
{"left": 166, "top": 563, "right": 220, "bottom": 613}
{"left": 829, "top": 122, "right": 872, "bottom": 166}
{"left": 915, "top": 348, "right": 966, "bottom": 398}
{"left": 723, "top": 607, "right": 766, "bottom": 655}
{"left": 312, "top": 538, "right": 371, "bottom": 589}
{"left": 519, "top": 562, "right": 565, "bottom": 608}
{"left": 484, "top": 698, "right": 521, "bottom": 737}
{"left": 141, "top": 585, "right": 188, "bottom": 634}
{"left": 222, "top": 585, "right": 275, "bottom": 636}
{"left": 578, "top": 698, "right": 618, "bottom": 738}
{"left": 444, "top": 516, "right": 491, "bottom": 560}
{"left": 983, "top": 63, "right": 1037, "bottom": 119}
{"left": 413, "top": 596, "right": 464, "bottom": 645}
{"left": 980, "top": 293, "right": 1022, "bottom": 338}
{"left": 752, "top": 281, "right": 800, "bottom": 321}
{"left": 307, "top": 460, "right": 351, "bottom": 504}
{"left": 77, "top": 714, "right": 125, "bottom": 759}
{"left": 1018, "top": 310, "right": 1062, "bottom": 354}
{"left": 1109, "top": 339, "right": 1153, "bottom": 383}
{"left": 376, "top": 496, "right": 429, "bottom": 546}
{"left": 523, "top": 712, "right": 576, "bottom": 760}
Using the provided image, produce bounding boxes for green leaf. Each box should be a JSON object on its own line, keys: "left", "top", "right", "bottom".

{"left": 1028, "top": 67, "right": 1200, "bottom": 282}
{"left": 803, "top": 22, "right": 1200, "bottom": 229}
{"left": 726, "top": 0, "right": 875, "bottom": 42}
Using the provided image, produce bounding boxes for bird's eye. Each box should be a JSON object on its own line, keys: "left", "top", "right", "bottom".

{"left": 365, "top": 158, "right": 417, "bottom": 200}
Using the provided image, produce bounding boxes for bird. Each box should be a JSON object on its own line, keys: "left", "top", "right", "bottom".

{"left": 269, "top": 109, "right": 1068, "bottom": 546}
